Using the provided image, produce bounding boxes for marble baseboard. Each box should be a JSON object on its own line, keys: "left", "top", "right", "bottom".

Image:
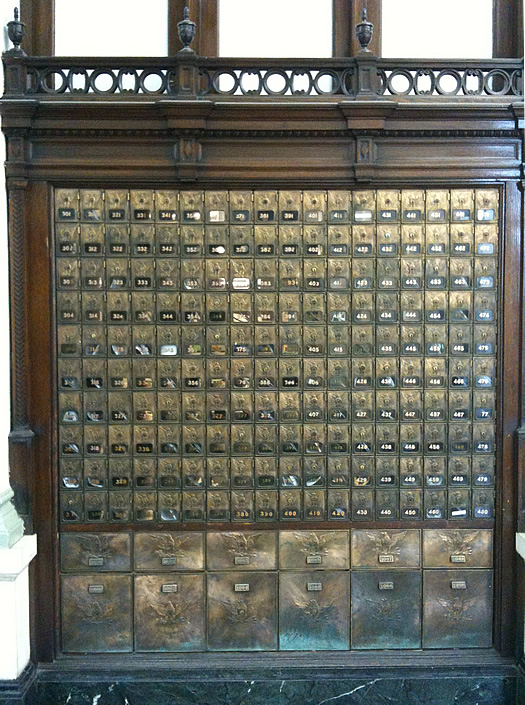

{"left": 32, "top": 676, "right": 516, "bottom": 705}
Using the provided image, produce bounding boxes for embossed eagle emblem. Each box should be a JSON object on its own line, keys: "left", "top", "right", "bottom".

{"left": 76, "top": 534, "right": 113, "bottom": 560}
{"left": 365, "top": 531, "right": 408, "bottom": 556}
{"left": 221, "top": 599, "right": 258, "bottom": 624}
{"left": 148, "top": 533, "right": 191, "bottom": 559}
{"left": 363, "top": 596, "right": 406, "bottom": 621}
{"left": 293, "top": 598, "right": 335, "bottom": 623}
{"left": 436, "top": 531, "right": 479, "bottom": 556}
{"left": 293, "top": 532, "right": 336, "bottom": 557}
{"left": 436, "top": 595, "right": 478, "bottom": 623}
{"left": 149, "top": 600, "right": 192, "bottom": 629}
{"left": 75, "top": 600, "right": 114, "bottom": 625}
{"left": 220, "top": 533, "right": 261, "bottom": 558}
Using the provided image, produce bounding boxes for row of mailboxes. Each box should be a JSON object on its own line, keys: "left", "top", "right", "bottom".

{"left": 60, "top": 530, "right": 493, "bottom": 572}
{"left": 54, "top": 189, "right": 499, "bottom": 225}
{"left": 61, "top": 569, "right": 492, "bottom": 652}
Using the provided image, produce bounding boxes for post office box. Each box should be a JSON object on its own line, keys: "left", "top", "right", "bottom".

{"left": 107, "top": 326, "right": 131, "bottom": 358}
{"left": 376, "top": 259, "right": 399, "bottom": 290}
{"left": 81, "top": 223, "right": 105, "bottom": 257}
{"left": 328, "top": 225, "right": 351, "bottom": 257}
{"left": 279, "top": 191, "right": 302, "bottom": 223}
{"left": 400, "top": 358, "right": 423, "bottom": 389}
{"left": 84, "top": 491, "right": 109, "bottom": 522}
{"left": 422, "top": 569, "right": 492, "bottom": 648}
{"left": 108, "top": 426, "right": 131, "bottom": 458}
{"left": 180, "top": 191, "right": 203, "bottom": 224}
{"left": 328, "top": 191, "right": 351, "bottom": 224}
{"left": 352, "top": 424, "right": 374, "bottom": 455}
{"left": 376, "top": 458, "right": 399, "bottom": 489}
{"left": 351, "top": 489, "right": 374, "bottom": 521}
{"left": 375, "top": 325, "right": 399, "bottom": 357}
{"left": 56, "top": 223, "right": 80, "bottom": 258}
{"left": 303, "top": 489, "right": 326, "bottom": 520}
{"left": 328, "top": 260, "right": 350, "bottom": 291}
{"left": 424, "top": 489, "right": 447, "bottom": 520}
{"left": 79, "top": 189, "right": 103, "bottom": 222}
{"left": 231, "top": 458, "right": 253, "bottom": 489}
{"left": 205, "top": 425, "right": 226, "bottom": 455}
{"left": 423, "top": 529, "right": 492, "bottom": 568}
{"left": 207, "top": 359, "right": 229, "bottom": 390}
{"left": 376, "top": 358, "right": 398, "bottom": 389}
{"left": 207, "top": 458, "right": 230, "bottom": 489}
{"left": 475, "top": 223, "right": 498, "bottom": 256}
{"left": 351, "top": 570, "right": 421, "bottom": 649}
{"left": 61, "top": 533, "right": 131, "bottom": 572}
{"left": 58, "top": 292, "right": 81, "bottom": 325}
{"left": 207, "top": 531, "right": 276, "bottom": 571}
{"left": 328, "top": 489, "right": 350, "bottom": 520}
{"left": 473, "top": 423, "right": 494, "bottom": 454}
{"left": 400, "top": 457, "right": 422, "bottom": 488}
{"left": 56, "top": 188, "right": 79, "bottom": 221}
{"left": 376, "top": 489, "right": 399, "bottom": 521}
{"left": 231, "top": 425, "right": 253, "bottom": 455}
{"left": 279, "top": 571, "right": 349, "bottom": 651}
{"left": 377, "top": 224, "right": 400, "bottom": 257}
{"left": 158, "top": 458, "right": 181, "bottom": 490}
{"left": 231, "top": 490, "right": 254, "bottom": 521}
{"left": 303, "top": 226, "right": 326, "bottom": 258}
{"left": 134, "top": 573, "right": 205, "bottom": 652}
{"left": 155, "top": 489, "right": 179, "bottom": 521}
{"left": 60, "top": 458, "right": 83, "bottom": 491}
{"left": 279, "top": 226, "right": 302, "bottom": 257}
{"left": 401, "top": 292, "right": 422, "bottom": 323}
{"left": 130, "top": 225, "right": 154, "bottom": 258}
{"left": 377, "top": 190, "right": 400, "bottom": 221}
{"left": 327, "top": 392, "right": 349, "bottom": 423}
{"left": 426, "top": 225, "right": 449, "bottom": 256}
{"left": 400, "top": 388, "right": 422, "bottom": 421}
{"left": 475, "top": 257, "right": 497, "bottom": 290}
{"left": 353, "top": 225, "right": 375, "bottom": 255}
{"left": 61, "top": 574, "right": 132, "bottom": 652}
{"left": 303, "top": 260, "right": 325, "bottom": 291}
{"left": 84, "top": 459, "right": 107, "bottom": 490}
{"left": 352, "top": 529, "right": 420, "bottom": 568}
{"left": 129, "top": 189, "right": 153, "bottom": 222}
{"left": 108, "top": 459, "right": 132, "bottom": 491}
{"left": 400, "top": 423, "right": 422, "bottom": 454}
{"left": 255, "top": 259, "right": 276, "bottom": 291}
{"left": 182, "top": 491, "right": 205, "bottom": 522}
{"left": 156, "top": 225, "right": 179, "bottom": 258}
{"left": 451, "top": 189, "right": 474, "bottom": 222}
{"left": 181, "top": 225, "right": 204, "bottom": 257}
{"left": 58, "top": 259, "right": 80, "bottom": 292}
{"left": 228, "top": 192, "right": 252, "bottom": 225}
{"left": 328, "top": 359, "right": 350, "bottom": 390}
{"left": 206, "top": 259, "right": 228, "bottom": 292}
{"left": 376, "top": 423, "right": 398, "bottom": 455}
{"left": 205, "top": 191, "right": 228, "bottom": 224}
{"left": 280, "top": 489, "right": 302, "bottom": 520}
{"left": 352, "top": 191, "right": 376, "bottom": 223}
{"left": 255, "top": 490, "right": 278, "bottom": 521}
{"left": 207, "top": 572, "right": 277, "bottom": 651}
{"left": 448, "top": 391, "right": 471, "bottom": 422}
{"left": 182, "top": 457, "right": 205, "bottom": 490}
{"left": 304, "top": 191, "right": 327, "bottom": 224}
{"left": 279, "top": 391, "right": 301, "bottom": 423}
{"left": 449, "top": 325, "right": 472, "bottom": 356}
{"left": 401, "top": 224, "right": 424, "bottom": 256}
{"left": 109, "top": 491, "right": 132, "bottom": 521}
{"left": 134, "top": 532, "right": 204, "bottom": 571}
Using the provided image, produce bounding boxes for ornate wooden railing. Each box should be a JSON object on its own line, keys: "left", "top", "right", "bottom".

{"left": 3, "top": 54, "right": 523, "bottom": 99}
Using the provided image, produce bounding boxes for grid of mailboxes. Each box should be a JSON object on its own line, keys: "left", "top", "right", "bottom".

{"left": 56, "top": 188, "right": 498, "bottom": 525}
{"left": 60, "top": 529, "right": 493, "bottom": 652}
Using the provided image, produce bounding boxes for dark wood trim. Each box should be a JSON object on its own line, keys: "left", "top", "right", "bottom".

{"left": 25, "top": 182, "right": 55, "bottom": 663}
{"left": 495, "top": 180, "right": 522, "bottom": 656}
{"left": 493, "top": 0, "right": 524, "bottom": 58}
{"left": 168, "top": 0, "right": 218, "bottom": 57}
{"left": 333, "top": 0, "right": 352, "bottom": 57}
{"left": 20, "top": 0, "right": 54, "bottom": 56}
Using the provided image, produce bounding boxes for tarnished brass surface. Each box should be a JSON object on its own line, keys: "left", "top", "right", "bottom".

{"left": 351, "top": 570, "right": 421, "bottom": 649}
{"left": 422, "top": 569, "right": 493, "bottom": 648}
{"left": 207, "top": 531, "right": 277, "bottom": 571}
{"left": 134, "top": 532, "right": 205, "bottom": 572}
{"left": 279, "top": 570, "right": 350, "bottom": 650}
{"left": 61, "top": 532, "right": 131, "bottom": 572}
{"left": 134, "top": 573, "right": 205, "bottom": 651}
{"left": 279, "top": 530, "right": 349, "bottom": 570}
{"left": 351, "top": 529, "right": 421, "bottom": 568}
{"left": 423, "top": 529, "right": 493, "bottom": 568}
{"left": 207, "top": 571, "right": 278, "bottom": 651}
{"left": 61, "top": 574, "right": 132, "bottom": 653}
{"left": 57, "top": 188, "right": 498, "bottom": 526}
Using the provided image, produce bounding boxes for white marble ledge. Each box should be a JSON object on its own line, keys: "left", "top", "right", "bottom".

{"left": 0, "top": 535, "right": 37, "bottom": 580}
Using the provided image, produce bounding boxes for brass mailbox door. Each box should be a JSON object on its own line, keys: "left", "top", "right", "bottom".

{"left": 351, "top": 570, "right": 421, "bottom": 649}
{"left": 207, "top": 572, "right": 278, "bottom": 651}
{"left": 61, "top": 574, "right": 132, "bottom": 653}
{"left": 279, "top": 571, "right": 350, "bottom": 650}
{"left": 422, "top": 569, "right": 493, "bottom": 648}
{"left": 134, "top": 573, "right": 205, "bottom": 652}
